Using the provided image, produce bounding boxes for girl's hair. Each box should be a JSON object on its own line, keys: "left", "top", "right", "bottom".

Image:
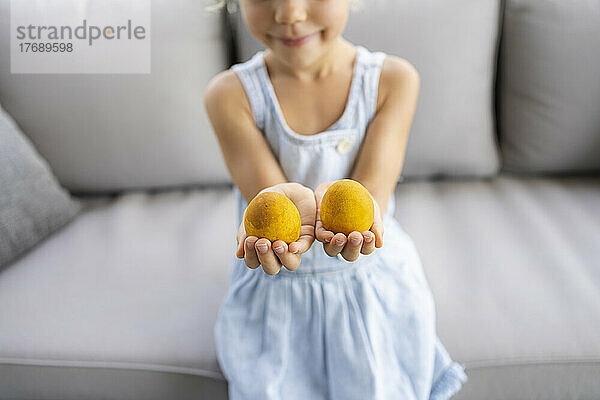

{"left": 205, "top": 0, "right": 364, "bottom": 14}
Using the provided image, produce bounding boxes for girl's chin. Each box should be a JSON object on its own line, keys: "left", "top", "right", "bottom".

{"left": 274, "top": 41, "right": 317, "bottom": 53}
{"left": 274, "top": 40, "right": 325, "bottom": 56}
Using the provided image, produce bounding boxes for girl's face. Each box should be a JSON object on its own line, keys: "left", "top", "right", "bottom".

{"left": 240, "top": 0, "right": 350, "bottom": 69}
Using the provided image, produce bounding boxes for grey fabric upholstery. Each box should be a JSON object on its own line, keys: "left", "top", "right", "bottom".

{"left": 498, "top": 0, "right": 600, "bottom": 174}
{"left": 0, "top": 364, "right": 228, "bottom": 400}
{"left": 231, "top": 0, "right": 503, "bottom": 180}
{"left": 395, "top": 175, "right": 600, "bottom": 399}
{"left": 0, "top": 188, "right": 233, "bottom": 399}
{"left": 0, "top": 0, "right": 230, "bottom": 193}
{"left": 1, "top": 177, "right": 598, "bottom": 399}
{"left": 0, "top": 189, "right": 233, "bottom": 383}
{"left": 0, "top": 104, "right": 81, "bottom": 269}
{"left": 454, "top": 363, "right": 600, "bottom": 400}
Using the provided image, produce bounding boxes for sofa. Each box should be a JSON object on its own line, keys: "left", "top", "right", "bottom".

{"left": 1, "top": 0, "right": 599, "bottom": 399}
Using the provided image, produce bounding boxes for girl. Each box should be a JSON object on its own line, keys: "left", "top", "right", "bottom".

{"left": 204, "top": 0, "right": 467, "bottom": 398}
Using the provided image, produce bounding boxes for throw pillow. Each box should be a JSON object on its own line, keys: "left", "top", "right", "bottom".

{"left": 0, "top": 103, "right": 82, "bottom": 268}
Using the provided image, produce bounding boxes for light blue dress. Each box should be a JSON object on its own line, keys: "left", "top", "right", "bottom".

{"left": 214, "top": 45, "right": 467, "bottom": 400}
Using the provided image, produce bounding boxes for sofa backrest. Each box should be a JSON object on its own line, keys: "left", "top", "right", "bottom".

{"left": 3, "top": 1, "right": 596, "bottom": 195}
{"left": 497, "top": 0, "right": 600, "bottom": 175}
{"left": 232, "top": 0, "right": 504, "bottom": 181}
{"left": 0, "top": 0, "right": 230, "bottom": 194}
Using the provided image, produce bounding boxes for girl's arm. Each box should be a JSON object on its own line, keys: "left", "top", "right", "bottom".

{"left": 351, "top": 56, "right": 421, "bottom": 217}
{"left": 204, "top": 70, "right": 288, "bottom": 204}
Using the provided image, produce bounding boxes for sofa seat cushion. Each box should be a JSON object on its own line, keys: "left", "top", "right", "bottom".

{"left": 1, "top": 175, "right": 599, "bottom": 400}
{"left": 394, "top": 174, "right": 600, "bottom": 399}
{"left": 0, "top": 188, "right": 235, "bottom": 399}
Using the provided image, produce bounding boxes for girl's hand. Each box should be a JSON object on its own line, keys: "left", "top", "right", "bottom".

{"left": 235, "top": 183, "right": 316, "bottom": 275}
{"left": 314, "top": 180, "right": 384, "bottom": 262}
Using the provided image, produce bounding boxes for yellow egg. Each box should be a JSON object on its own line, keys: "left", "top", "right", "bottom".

{"left": 320, "top": 179, "right": 374, "bottom": 236}
{"left": 244, "top": 192, "right": 301, "bottom": 244}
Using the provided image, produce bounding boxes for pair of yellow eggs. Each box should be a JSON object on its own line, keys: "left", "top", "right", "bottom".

{"left": 243, "top": 179, "right": 374, "bottom": 244}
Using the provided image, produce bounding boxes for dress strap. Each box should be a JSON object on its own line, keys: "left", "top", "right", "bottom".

{"left": 362, "top": 49, "right": 388, "bottom": 126}
{"left": 231, "top": 53, "right": 267, "bottom": 132}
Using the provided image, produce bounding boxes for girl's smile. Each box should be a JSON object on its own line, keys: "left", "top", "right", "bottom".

{"left": 240, "top": 0, "right": 351, "bottom": 74}
{"left": 272, "top": 31, "right": 320, "bottom": 47}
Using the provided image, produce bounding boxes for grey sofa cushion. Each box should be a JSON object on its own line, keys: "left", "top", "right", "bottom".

{"left": 0, "top": 0, "right": 230, "bottom": 193}
{"left": 231, "top": 0, "right": 503, "bottom": 180}
{"left": 1, "top": 178, "right": 599, "bottom": 399}
{"left": 395, "top": 175, "right": 600, "bottom": 399}
{"left": 498, "top": 0, "right": 600, "bottom": 174}
{"left": 0, "top": 188, "right": 234, "bottom": 400}
{"left": 0, "top": 104, "right": 81, "bottom": 269}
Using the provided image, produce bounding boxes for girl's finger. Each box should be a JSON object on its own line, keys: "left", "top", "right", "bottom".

{"left": 289, "top": 234, "right": 314, "bottom": 255}
{"left": 315, "top": 220, "right": 334, "bottom": 243}
{"left": 255, "top": 239, "right": 282, "bottom": 275}
{"left": 272, "top": 240, "right": 301, "bottom": 271}
{"left": 236, "top": 235, "right": 247, "bottom": 258}
{"left": 236, "top": 222, "right": 248, "bottom": 258}
{"left": 360, "top": 231, "right": 376, "bottom": 255}
{"left": 324, "top": 233, "right": 347, "bottom": 258}
{"left": 289, "top": 223, "right": 316, "bottom": 253}
{"left": 341, "top": 231, "right": 362, "bottom": 262}
{"left": 371, "top": 220, "right": 384, "bottom": 248}
{"left": 244, "top": 236, "right": 260, "bottom": 269}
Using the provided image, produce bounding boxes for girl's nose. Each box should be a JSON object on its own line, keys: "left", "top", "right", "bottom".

{"left": 274, "top": 0, "right": 307, "bottom": 25}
